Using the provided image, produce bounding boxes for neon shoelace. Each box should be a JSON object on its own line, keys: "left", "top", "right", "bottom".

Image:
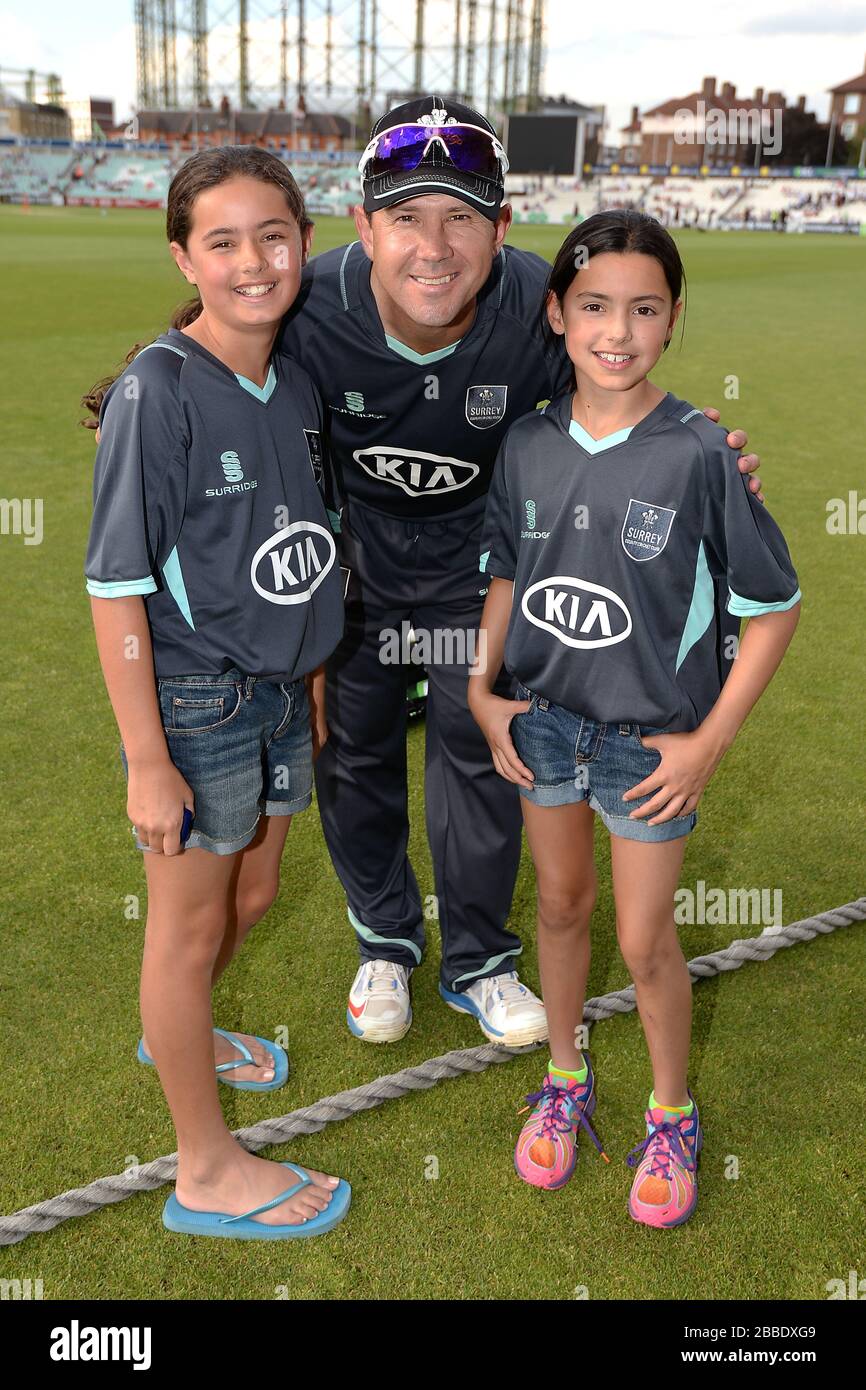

{"left": 521, "top": 1079, "right": 608, "bottom": 1159}
{"left": 626, "top": 1116, "right": 697, "bottom": 1178}
{"left": 525, "top": 1081, "right": 579, "bottom": 1137}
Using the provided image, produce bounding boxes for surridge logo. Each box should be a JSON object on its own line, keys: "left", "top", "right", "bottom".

{"left": 332, "top": 394, "right": 387, "bottom": 419}
{"left": 251, "top": 520, "right": 336, "bottom": 605}
{"left": 521, "top": 496, "right": 549, "bottom": 540}
{"left": 206, "top": 449, "right": 257, "bottom": 497}
{"left": 521, "top": 574, "right": 632, "bottom": 649}
{"left": 354, "top": 445, "right": 479, "bottom": 497}
{"left": 220, "top": 450, "right": 243, "bottom": 482}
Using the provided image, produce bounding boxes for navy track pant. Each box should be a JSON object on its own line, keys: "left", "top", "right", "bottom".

{"left": 314, "top": 495, "right": 524, "bottom": 992}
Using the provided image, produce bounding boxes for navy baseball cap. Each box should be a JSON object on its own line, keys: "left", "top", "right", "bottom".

{"left": 359, "top": 95, "right": 508, "bottom": 222}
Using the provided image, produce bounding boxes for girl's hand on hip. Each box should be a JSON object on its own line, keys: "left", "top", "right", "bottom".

{"left": 622, "top": 729, "right": 724, "bottom": 825}
{"left": 306, "top": 666, "right": 328, "bottom": 760}
{"left": 311, "top": 709, "right": 329, "bottom": 761}
{"left": 469, "top": 691, "right": 535, "bottom": 789}
{"left": 127, "top": 758, "right": 195, "bottom": 856}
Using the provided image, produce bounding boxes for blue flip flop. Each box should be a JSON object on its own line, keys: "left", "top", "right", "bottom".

{"left": 137, "top": 1026, "right": 289, "bottom": 1091}
{"left": 162, "top": 1162, "right": 352, "bottom": 1239}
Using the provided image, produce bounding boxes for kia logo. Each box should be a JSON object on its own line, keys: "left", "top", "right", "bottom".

{"left": 250, "top": 521, "right": 336, "bottom": 605}
{"left": 521, "top": 575, "right": 632, "bottom": 648}
{"left": 353, "top": 446, "right": 479, "bottom": 497}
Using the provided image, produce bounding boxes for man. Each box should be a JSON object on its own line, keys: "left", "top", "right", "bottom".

{"left": 278, "top": 95, "right": 764, "bottom": 1046}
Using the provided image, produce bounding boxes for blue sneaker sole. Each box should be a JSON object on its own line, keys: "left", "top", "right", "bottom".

{"left": 346, "top": 1006, "right": 412, "bottom": 1041}
{"left": 438, "top": 982, "right": 548, "bottom": 1045}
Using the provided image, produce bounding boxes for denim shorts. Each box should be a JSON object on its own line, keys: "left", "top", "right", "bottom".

{"left": 509, "top": 682, "right": 697, "bottom": 843}
{"left": 119, "top": 668, "right": 313, "bottom": 855}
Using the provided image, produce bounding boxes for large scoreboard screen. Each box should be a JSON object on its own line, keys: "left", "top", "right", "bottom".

{"left": 504, "top": 115, "right": 579, "bottom": 174}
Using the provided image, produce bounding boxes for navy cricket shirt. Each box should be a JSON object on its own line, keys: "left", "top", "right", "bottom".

{"left": 479, "top": 390, "right": 801, "bottom": 731}
{"left": 84, "top": 328, "right": 344, "bottom": 681}
{"left": 277, "top": 240, "right": 573, "bottom": 519}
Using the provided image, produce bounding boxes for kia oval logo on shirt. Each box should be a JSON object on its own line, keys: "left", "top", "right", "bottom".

{"left": 250, "top": 521, "right": 336, "bottom": 605}
{"left": 521, "top": 575, "right": 632, "bottom": 649}
{"left": 353, "top": 445, "right": 480, "bottom": 498}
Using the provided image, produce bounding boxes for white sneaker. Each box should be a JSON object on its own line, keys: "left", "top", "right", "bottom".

{"left": 439, "top": 970, "right": 548, "bottom": 1046}
{"left": 347, "top": 959, "right": 413, "bottom": 1042}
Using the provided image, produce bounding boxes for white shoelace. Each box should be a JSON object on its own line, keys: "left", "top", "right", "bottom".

{"left": 485, "top": 971, "right": 527, "bottom": 1012}
{"left": 359, "top": 960, "right": 408, "bottom": 1018}
{"left": 365, "top": 960, "right": 406, "bottom": 995}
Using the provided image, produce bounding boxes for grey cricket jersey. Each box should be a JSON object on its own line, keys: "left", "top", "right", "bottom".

{"left": 277, "top": 241, "right": 573, "bottom": 519}
{"left": 84, "top": 328, "right": 344, "bottom": 681}
{"left": 479, "top": 389, "right": 801, "bottom": 731}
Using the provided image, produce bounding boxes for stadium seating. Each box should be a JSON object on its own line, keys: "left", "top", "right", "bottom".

{"left": 0, "top": 146, "right": 78, "bottom": 198}
{"left": 1, "top": 143, "right": 862, "bottom": 230}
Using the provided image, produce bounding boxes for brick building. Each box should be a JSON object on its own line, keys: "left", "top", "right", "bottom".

{"left": 619, "top": 76, "right": 812, "bottom": 167}
{"left": 134, "top": 100, "right": 352, "bottom": 153}
{"left": 828, "top": 53, "right": 866, "bottom": 145}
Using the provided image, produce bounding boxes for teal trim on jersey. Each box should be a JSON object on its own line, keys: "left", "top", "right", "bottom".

{"left": 497, "top": 246, "right": 506, "bottom": 306}
{"left": 136, "top": 341, "right": 188, "bottom": 360}
{"left": 384, "top": 333, "right": 462, "bottom": 365}
{"left": 162, "top": 545, "right": 195, "bottom": 630}
{"left": 676, "top": 540, "right": 715, "bottom": 674}
{"left": 479, "top": 549, "right": 490, "bottom": 573}
{"left": 85, "top": 575, "right": 158, "bottom": 599}
{"left": 347, "top": 906, "right": 422, "bottom": 964}
{"left": 727, "top": 586, "right": 801, "bottom": 618}
{"left": 234, "top": 361, "right": 276, "bottom": 402}
{"left": 568, "top": 419, "right": 634, "bottom": 455}
{"left": 326, "top": 507, "right": 342, "bottom": 534}
{"left": 452, "top": 946, "right": 523, "bottom": 987}
{"left": 339, "top": 241, "right": 358, "bottom": 310}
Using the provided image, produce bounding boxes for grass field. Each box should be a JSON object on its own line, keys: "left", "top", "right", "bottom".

{"left": 0, "top": 204, "right": 863, "bottom": 1300}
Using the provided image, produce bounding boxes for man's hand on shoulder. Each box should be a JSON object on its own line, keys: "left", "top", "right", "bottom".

{"left": 702, "top": 406, "right": 764, "bottom": 502}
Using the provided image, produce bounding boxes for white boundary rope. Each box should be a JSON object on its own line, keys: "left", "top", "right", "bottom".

{"left": 1, "top": 897, "right": 862, "bottom": 1245}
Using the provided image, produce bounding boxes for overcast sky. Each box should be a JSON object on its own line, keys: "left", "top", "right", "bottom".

{"left": 2, "top": 0, "right": 864, "bottom": 139}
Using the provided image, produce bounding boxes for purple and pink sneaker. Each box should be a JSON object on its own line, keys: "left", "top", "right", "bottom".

{"left": 514, "top": 1052, "right": 610, "bottom": 1190}
{"left": 626, "top": 1089, "right": 703, "bottom": 1227}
